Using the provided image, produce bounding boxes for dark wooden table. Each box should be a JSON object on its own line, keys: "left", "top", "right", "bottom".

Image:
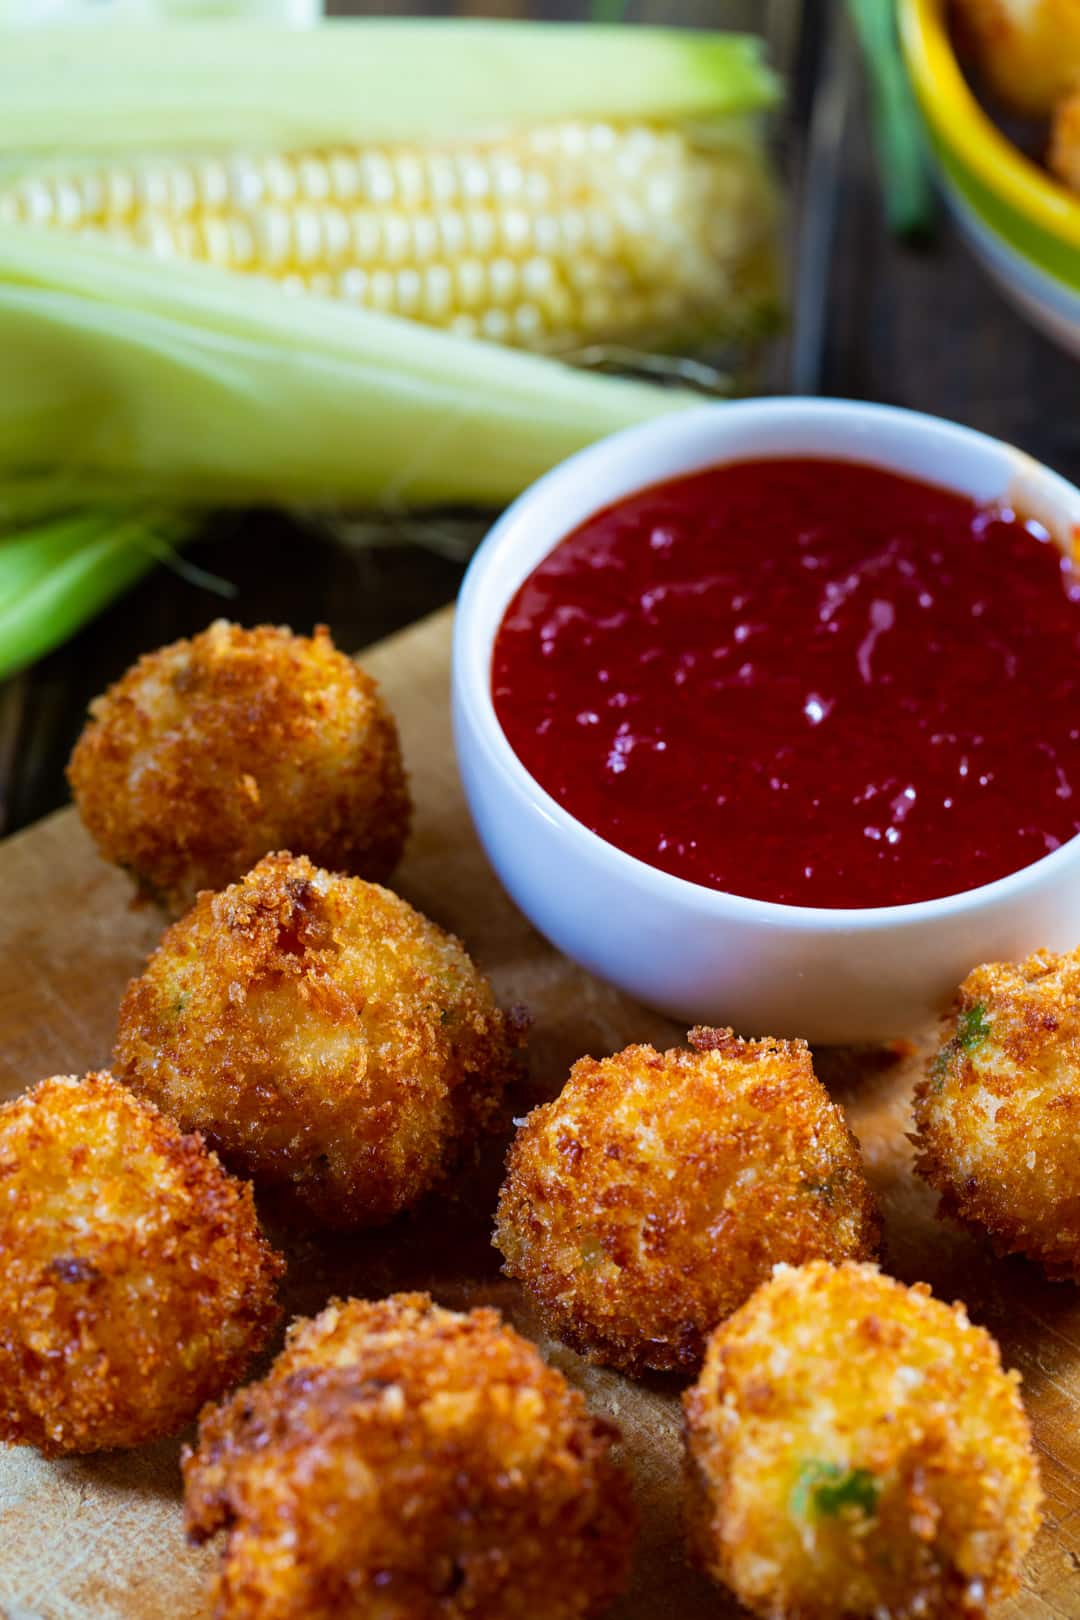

{"left": 3, "top": 0, "right": 1078, "bottom": 836}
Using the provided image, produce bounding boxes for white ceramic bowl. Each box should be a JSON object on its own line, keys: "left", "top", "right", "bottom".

{"left": 452, "top": 398, "right": 1080, "bottom": 1043}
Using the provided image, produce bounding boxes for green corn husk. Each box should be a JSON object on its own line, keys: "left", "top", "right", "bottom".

{"left": 0, "top": 22, "right": 778, "bottom": 156}
{"left": 0, "top": 224, "right": 702, "bottom": 511}
{"left": 0, "top": 506, "right": 194, "bottom": 679}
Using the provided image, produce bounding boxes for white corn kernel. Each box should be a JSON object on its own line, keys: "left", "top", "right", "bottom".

{"left": 263, "top": 157, "right": 298, "bottom": 205}
{"left": 369, "top": 267, "right": 395, "bottom": 312}
{"left": 52, "top": 182, "right": 83, "bottom": 228}
{"left": 297, "top": 156, "right": 330, "bottom": 204}
{"left": 360, "top": 153, "right": 395, "bottom": 205}
{"left": 105, "top": 168, "right": 135, "bottom": 215}
{"left": 227, "top": 157, "right": 262, "bottom": 209}
{"left": 253, "top": 207, "right": 291, "bottom": 270}
{"left": 480, "top": 308, "right": 511, "bottom": 342}
{"left": 201, "top": 216, "right": 233, "bottom": 266}
{"left": 328, "top": 152, "right": 360, "bottom": 203}
{"left": 498, "top": 208, "right": 531, "bottom": 254}
{"left": 436, "top": 210, "right": 467, "bottom": 257}
{"left": 455, "top": 258, "right": 485, "bottom": 310}
{"left": 395, "top": 267, "right": 422, "bottom": 315}
{"left": 382, "top": 212, "right": 410, "bottom": 264}
{"left": 229, "top": 219, "right": 255, "bottom": 267}
{"left": 410, "top": 214, "right": 438, "bottom": 262}
{"left": 513, "top": 303, "right": 545, "bottom": 342}
{"left": 465, "top": 209, "right": 496, "bottom": 255}
{"left": 425, "top": 156, "right": 457, "bottom": 204}
{"left": 292, "top": 206, "right": 322, "bottom": 267}
{"left": 421, "top": 264, "right": 453, "bottom": 321}
{"left": 489, "top": 256, "right": 517, "bottom": 307}
{"left": 350, "top": 210, "right": 382, "bottom": 261}
{"left": 394, "top": 153, "right": 425, "bottom": 208}
{"left": 321, "top": 207, "right": 350, "bottom": 265}
{"left": 197, "top": 159, "right": 229, "bottom": 210}
{"left": 167, "top": 165, "right": 197, "bottom": 216}
{"left": 339, "top": 267, "right": 369, "bottom": 301}
{"left": 521, "top": 257, "right": 555, "bottom": 299}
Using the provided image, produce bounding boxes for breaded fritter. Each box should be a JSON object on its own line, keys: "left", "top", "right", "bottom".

{"left": 113, "top": 852, "right": 518, "bottom": 1228}
{"left": 493, "top": 1027, "right": 880, "bottom": 1375}
{"left": 1050, "top": 86, "right": 1080, "bottom": 193}
{"left": 913, "top": 946, "right": 1080, "bottom": 1277}
{"left": 0, "top": 1072, "right": 283, "bottom": 1456}
{"left": 683, "top": 1260, "right": 1041, "bottom": 1620}
{"left": 68, "top": 620, "right": 409, "bottom": 913}
{"left": 183, "top": 1292, "right": 636, "bottom": 1620}
{"left": 953, "top": 0, "right": 1080, "bottom": 115}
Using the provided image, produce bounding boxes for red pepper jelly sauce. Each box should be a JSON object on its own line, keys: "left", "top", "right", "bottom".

{"left": 491, "top": 458, "right": 1080, "bottom": 909}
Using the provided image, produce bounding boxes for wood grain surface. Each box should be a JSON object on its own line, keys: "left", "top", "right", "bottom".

{"left": 1, "top": 607, "right": 1080, "bottom": 1619}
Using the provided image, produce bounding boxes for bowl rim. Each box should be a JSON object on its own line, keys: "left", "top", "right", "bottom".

{"left": 898, "top": 0, "right": 1080, "bottom": 252}
{"left": 454, "top": 396, "right": 1080, "bottom": 934}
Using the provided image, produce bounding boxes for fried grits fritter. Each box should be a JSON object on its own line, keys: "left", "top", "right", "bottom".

{"left": 0, "top": 1071, "right": 283, "bottom": 1456}
{"left": 913, "top": 946, "right": 1080, "bottom": 1277}
{"left": 952, "top": 0, "right": 1080, "bottom": 115}
{"left": 1050, "top": 86, "right": 1080, "bottom": 194}
{"left": 493, "top": 1027, "right": 880, "bottom": 1374}
{"left": 683, "top": 1260, "right": 1041, "bottom": 1620}
{"left": 183, "top": 1292, "right": 636, "bottom": 1620}
{"left": 113, "top": 852, "right": 519, "bottom": 1228}
{"left": 68, "top": 620, "right": 409, "bottom": 913}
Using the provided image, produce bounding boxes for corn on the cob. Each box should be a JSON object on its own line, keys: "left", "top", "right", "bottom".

{"left": 0, "top": 120, "right": 778, "bottom": 355}
{"left": 0, "top": 20, "right": 782, "bottom": 675}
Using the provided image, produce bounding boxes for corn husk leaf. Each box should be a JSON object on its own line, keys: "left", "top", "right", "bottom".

{"left": 0, "top": 225, "right": 697, "bottom": 511}
{"left": 0, "top": 22, "right": 778, "bottom": 157}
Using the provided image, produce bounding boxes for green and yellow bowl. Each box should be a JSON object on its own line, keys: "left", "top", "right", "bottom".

{"left": 900, "top": 0, "right": 1080, "bottom": 356}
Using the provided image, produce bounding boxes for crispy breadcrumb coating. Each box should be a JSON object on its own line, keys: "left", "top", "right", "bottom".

{"left": 493, "top": 1028, "right": 880, "bottom": 1375}
{"left": 683, "top": 1260, "right": 1041, "bottom": 1620}
{"left": 0, "top": 1072, "right": 283, "bottom": 1457}
{"left": 113, "top": 853, "right": 518, "bottom": 1228}
{"left": 953, "top": 0, "right": 1080, "bottom": 115}
{"left": 68, "top": 620, "right": 410, "bottom": 913}
{"left": 183, "top": 1292, "right": 636, "bottom": 1620}
{"left": 1050, "top": 86, "right": 1080, "bottom": 194}
{"left": 913, "top": 946, "right": 1080, "bottom": 1277}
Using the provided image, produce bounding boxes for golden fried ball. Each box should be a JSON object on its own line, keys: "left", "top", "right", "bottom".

{"left": 1050, "top": 86, "right": 1080, "bottom": 194}
{"left": 0, "top": 1072, "right": 283, "bottom": 1457}
{"left": 183, "top": 1291, "right": 636, "bottom": 1620}
{"left": 494, "top": 1027, "right": 880, "bottom": 1375}
{"left": 913, "top": 946, "right": 1080, "bottom": 1277}
{"left": 953, "top": 0, "right": 1080, "bottom": 115}
{"left": 68, "top": 620, "right": 410, "bottom": 913}
{"left": 683, "top": 1260, "right": 1041, "bottom": 1620}
{"left": 113, "top": 852, "right": 518, "bottom": 1228}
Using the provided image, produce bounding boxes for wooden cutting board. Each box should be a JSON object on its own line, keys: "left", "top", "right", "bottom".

{"left": 1, "top": 606, "right": 1079, "bottom": 1620}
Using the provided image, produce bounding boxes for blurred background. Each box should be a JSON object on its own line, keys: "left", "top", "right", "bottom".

{"left": 2, "top": 0, "right": 1078, "bottom": 835}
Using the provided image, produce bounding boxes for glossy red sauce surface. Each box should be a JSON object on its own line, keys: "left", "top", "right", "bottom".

{"left": 491, "top": 458, "right": 1080, "bottom": 908}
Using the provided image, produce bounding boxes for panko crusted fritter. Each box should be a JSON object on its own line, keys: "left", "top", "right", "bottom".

{"left": 913, "top": 946, "right": 1080, "bottom": 1277}
{"left": 1050, "top": 86, "right": 1080, "bottom": 194}
{"left": 113, "top": 853, "right": 519, "bottom": 1228}
{"left": 0, "top": 1072, "right": 283, "bottom": 1456}
{"left": 494, "top": 1027, "right": 880, "bottom": 1374}
{"left": 952, "top": 0, "right": 1080, "bottom": 114}
{"left": 68, "top": 620, "right": 410, "bottom": 913}
{"left": 683, "top": 1260, "right": 1041, "bottom": 1620}
{"left": 183, "top": 1292, "right": 636, "bottom": 1620}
